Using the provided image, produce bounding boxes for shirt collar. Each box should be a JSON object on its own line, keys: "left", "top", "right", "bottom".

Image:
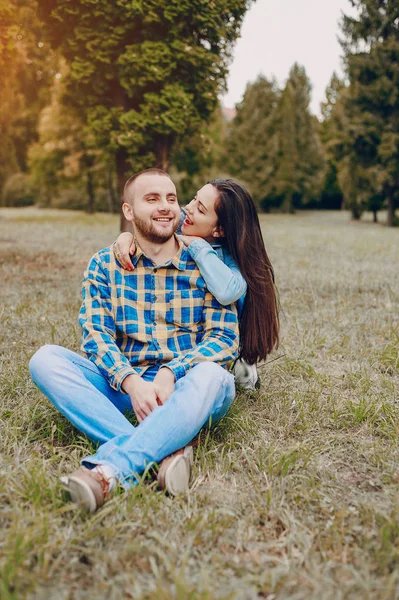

{"left": 131, "top": 235, "right": 190, "bottom": 271}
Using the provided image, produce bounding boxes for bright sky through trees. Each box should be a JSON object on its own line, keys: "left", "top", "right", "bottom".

{"left": 222, "top": 0, "right": 357, "bottom": 115}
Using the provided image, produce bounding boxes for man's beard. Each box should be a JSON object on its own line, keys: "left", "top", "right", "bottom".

{"left": 133, "top": 214, "right": 179, "bottom": 244}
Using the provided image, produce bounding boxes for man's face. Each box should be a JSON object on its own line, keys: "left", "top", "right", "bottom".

{"left": 125, "top": 174, "right": 180, "bottom": 244}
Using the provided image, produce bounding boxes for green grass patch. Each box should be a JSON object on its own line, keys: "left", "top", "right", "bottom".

{"left": 0, "top": 208, "right": 398, "bottom": 599}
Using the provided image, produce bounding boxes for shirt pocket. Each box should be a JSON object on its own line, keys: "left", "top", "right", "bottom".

{"left": 166, "top": 289, "right": 205, "bottom": 327}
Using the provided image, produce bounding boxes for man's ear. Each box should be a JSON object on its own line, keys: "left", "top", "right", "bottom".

{"left": 212, "top": 225, "right": 225, "bottom": 239}
{"left": 122, "top": 202, "right": 134, "bottom": 222}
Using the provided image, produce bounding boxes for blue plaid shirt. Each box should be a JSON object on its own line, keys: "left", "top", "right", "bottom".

{"left": 79, "top": 238, "right": 239, "bottom": 391}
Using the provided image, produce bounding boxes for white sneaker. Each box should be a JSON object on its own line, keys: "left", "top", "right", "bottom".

{"left": 234, "top": 359, "right": 260, "bottom": 390}
{"left": 157, "top": 446, "right": 193, "bottom": 496}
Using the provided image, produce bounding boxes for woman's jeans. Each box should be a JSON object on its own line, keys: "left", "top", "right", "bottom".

{"left": 29, "top": 345, "right": 236, "bottom": 489}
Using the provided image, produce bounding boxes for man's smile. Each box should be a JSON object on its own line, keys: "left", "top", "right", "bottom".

{"left": 153, "top": 216, "right": 174, "bottom": 224}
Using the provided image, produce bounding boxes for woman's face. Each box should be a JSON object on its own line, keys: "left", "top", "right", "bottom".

{"left": 181, "top": 183, "right": 220, "bottom": 241}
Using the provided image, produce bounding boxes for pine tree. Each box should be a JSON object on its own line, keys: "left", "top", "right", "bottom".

{"left": 224, "top": 66, "right": 325, "bottom": 212}
{"left": 271, "top": 64, "right": 326, "bottom": 212}
{"left": 319, "top": 72, "right": 382, "bottom": 220}
{"left": 319, "top": 73, "right": 346, "bottom": 210}
{"left": 223, "top": 76, "right": 280, "bottom": 209}
{"left": 340, "top": 0, "right": 399, "bottom": 226}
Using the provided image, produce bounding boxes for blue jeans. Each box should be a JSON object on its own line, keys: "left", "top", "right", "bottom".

{"left": 29, "top": 345, "right": 235, "bottom": 489}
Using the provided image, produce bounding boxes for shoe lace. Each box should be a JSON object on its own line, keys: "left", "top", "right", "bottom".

{"left": 91, "top": 470, "right": 111, "bottom": 500}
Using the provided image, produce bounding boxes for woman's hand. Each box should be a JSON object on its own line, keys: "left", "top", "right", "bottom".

{"left": 113, "top": 232, "right": 135, "bottom": 271}
{"left": 178, "top": 235, "right": 203, "bottom": 247}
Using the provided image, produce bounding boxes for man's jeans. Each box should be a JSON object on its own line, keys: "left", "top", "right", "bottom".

{"left": 29, "top": 345, "right": 235, "bottom": 489}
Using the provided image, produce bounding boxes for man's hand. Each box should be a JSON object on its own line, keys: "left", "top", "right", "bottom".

{"left": 153, "top": 367, "right": 176, "bottom": 405}
{"left": 122, "top": 374, "right": 162, "bottom": 423}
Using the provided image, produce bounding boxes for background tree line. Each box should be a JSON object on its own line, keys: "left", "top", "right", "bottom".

{"left": 1, "top": 0, "right": 398, "bottom": 226}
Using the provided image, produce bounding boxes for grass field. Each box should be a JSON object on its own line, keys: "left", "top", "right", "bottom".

{"left": 0, "top": 207, "right": 398, "bottom": 600}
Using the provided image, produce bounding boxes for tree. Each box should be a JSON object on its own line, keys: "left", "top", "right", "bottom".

{"left": 0, "top": 0, "right": 57, "bottom": 191}
{"left": 223, "top": 76, "right": 281, "bottom": 210}
{"left": 29, "top": 72, "right": 88, "bottom": 209}
{"left": 319, "top": 73, "right": 346, "bottom": 210}
{"left": 28, "top": 67, "right": 120, "bottom": 214}
{"left": 171, "top": 103, "right": 230, "bottom": 203}
{"left": 271, "top": 64, "right": 326, "bottom": 213}
{"left": 0, "top": 0, "right": 20, "bottom": 188}
{"left": 223, "top": 66, "right": 326, "bottom": 212}
{"left": 1, "top": 173, "right": 36, "bottom": 207}
{"left": 319, "top": 73, "right": 378, "bottom": 220}
{"left": 318, "top": 162, "right": 344, "bottom": 210}
{"left": 340, "top": 0, "right": 399, "bottom": 226}
{"left": 37, "top": 0, "right": 253, "bottom": 229}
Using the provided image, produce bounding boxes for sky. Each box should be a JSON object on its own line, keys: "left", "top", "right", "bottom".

{"left": 221, "top": 0, "right": 357, "bottom": 116}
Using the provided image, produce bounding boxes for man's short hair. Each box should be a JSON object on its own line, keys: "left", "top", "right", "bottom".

{"left": 123, "top": 168, "right": 172, "bottom": 203}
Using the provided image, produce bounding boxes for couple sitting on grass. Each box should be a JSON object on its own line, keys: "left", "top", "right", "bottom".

{"left": 29, "top": 169, "right": 280, "bottom": 513}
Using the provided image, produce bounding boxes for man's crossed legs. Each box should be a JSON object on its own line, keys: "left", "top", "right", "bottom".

{"left": 29, "top": 345, "right": 235, "bottom": 511}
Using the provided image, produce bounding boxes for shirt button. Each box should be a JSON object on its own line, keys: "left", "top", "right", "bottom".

{"left": 153, "top": 268, "right": 158, "bottom": 273}
{"left": 153, "top": 322, "right": 157, "bottom": 327}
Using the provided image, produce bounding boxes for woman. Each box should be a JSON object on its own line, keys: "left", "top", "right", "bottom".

{"left": 114, "top": 178, "right": 280, "bottom": 388}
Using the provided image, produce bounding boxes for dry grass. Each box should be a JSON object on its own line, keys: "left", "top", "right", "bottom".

{"left": 0, "top": 207, "right": 398, "bottom": 600}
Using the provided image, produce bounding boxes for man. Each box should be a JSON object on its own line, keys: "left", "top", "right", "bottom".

{"left": 29, "top": 168, "right": 239, "bottom": 513}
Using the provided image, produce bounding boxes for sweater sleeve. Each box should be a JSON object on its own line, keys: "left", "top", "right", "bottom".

{"left": 187, "top": 239, "right": 247, "bottom": 305}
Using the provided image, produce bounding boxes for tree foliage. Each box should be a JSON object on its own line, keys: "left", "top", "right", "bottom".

{"left": 272, "top": 64, "right": 326, "bottom": 212}
{"left": 319, "top": 73, "right": 346, "bottom": 211}
{"left": 171, "top": 104, "right": 230, "bottom": 202}
{"left": 339, "top": 0, "right": 399, "bottom": 225}
{"left": 2, "top": 0, "right": 397, "bottom": 225}
{"left": 0, "top": 0, "right": 57, "bottom": 190}
{"left": 223, "top": 76, "right": 280, "bottom": 209}
{"left": 1, "top": 173, "right": 36, "bottom": 207}
{"left": 224, "top": 66, "right": 325, "bottom": 212}
{"left": 37, "top": 0, "right": 253, "bottom": 226}
{"left": 319, "top": 72, "right": 381, "bottom": 220}
{"left": 28, "top": 64, "right": 114, "bottom": 214}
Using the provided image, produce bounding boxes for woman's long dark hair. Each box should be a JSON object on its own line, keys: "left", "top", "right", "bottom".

{"left": 210, "top": 179, "right": 280, "bottom": 364}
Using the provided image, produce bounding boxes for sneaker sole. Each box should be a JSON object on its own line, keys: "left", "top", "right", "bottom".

{"left": 164, "top": 451, "right": 192, "bottom": 496}
{"left": 183, "top": 445, "right": 194, "bottom": 467}
{"left": 60, "top": 475, "right": 97, "bottom": 513}
{"left": 239, "top": 377, "right": 261, "bottom": 391}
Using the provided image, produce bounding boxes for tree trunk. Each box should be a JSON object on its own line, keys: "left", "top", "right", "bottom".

{"left": 281, "top": 190, "right": 293, "bottom": 214}
{"left": 86, "top": 168, "right": 95, "bottom": 214}
{"left": 351, "top": 205, "right": 362, "bottom": 220}
{"left": 373, "top": 210, "right": 378, "bottom": 223}
{"left": 116, "top": 149, "right": 132, "bottom": 232}
{"left": 154, "top": 136, "right": 171, "bottom": 170}
{"left": 106, "top": 166, "right": 118, "bottom": 214}
{"left": 387, "top": 195, "right": 395, "bottom": 227}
